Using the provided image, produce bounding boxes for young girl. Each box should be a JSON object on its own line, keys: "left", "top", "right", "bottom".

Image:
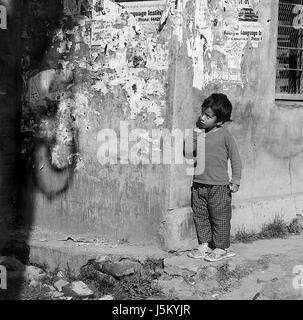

{"left": 184, "top": 93, "right": 242, "bottom": 262}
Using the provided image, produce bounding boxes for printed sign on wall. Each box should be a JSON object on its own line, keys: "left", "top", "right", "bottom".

{"left": 216, "top": 0, "right": 262, "bottom": 84}
{"left": 117, "top": 0, "right": 166, "bottom": 32}
{"left": 224, "top": 0, "right": 262, "bottom": 47}
{"left": 91, "top": 0, "right": 166, "bottom": 46}
{"left": 190, "top": 0, "right": 263, "bottom": 89}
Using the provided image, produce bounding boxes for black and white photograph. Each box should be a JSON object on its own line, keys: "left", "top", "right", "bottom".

{"left": 0, "top": 0, "right": 303, "bottom": 310}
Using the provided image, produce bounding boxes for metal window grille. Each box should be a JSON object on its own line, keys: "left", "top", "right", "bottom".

{"left": 276, "top": 0, "right": 303, "bottom": 98}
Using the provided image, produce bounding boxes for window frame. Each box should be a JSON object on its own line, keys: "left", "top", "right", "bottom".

{"left": 275, "top": 0, "right": 303, "bottom": 101}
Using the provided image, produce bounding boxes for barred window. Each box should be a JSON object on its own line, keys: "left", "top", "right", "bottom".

{"left": 276, "top": 0, "right": 303, "bottom": 100}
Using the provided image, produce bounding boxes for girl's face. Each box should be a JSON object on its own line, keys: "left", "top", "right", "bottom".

{"left": 198, "top": 107, "right": 219, "bottom": 132}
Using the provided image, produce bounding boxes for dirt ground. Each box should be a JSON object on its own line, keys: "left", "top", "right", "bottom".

{"left": 217, "top": 234, "right": 303, "bottom": 300}
{"left": 157, "top": 234, "right": 303, "bottom": 300}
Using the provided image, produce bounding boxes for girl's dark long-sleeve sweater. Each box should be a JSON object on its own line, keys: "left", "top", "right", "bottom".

{"left": 184, "top": 126, "right": 242, "bottom": 185}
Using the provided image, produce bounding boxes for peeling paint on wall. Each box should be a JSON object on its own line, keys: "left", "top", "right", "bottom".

{"left": 184, "top": 0, "right": 263, "bottom": 89}
{"left": 26, "top": 69, "right": 73, "bottom": 107}
{"left": 21, "top": 0, "right": 170, "bottom": 171}
{"left": 18, "top": 0, "right": 171, "bottom": 243}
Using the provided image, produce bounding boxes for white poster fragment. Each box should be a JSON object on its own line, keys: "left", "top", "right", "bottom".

{"left": 117, "top": 0, "right": 166, "bottom": 33}
{"left": 92, "top": 0, "right": 123, "bottom": 22}
{"left": 230, "top": 0, "right": 262, "bottom": 47}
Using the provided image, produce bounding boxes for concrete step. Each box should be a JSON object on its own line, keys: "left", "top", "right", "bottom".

{"left": 27, "top": 238, "right": 170, "bottom": 276}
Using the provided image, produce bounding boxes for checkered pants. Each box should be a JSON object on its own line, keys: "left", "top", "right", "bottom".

{"left": 191, "top": 183, "right": 232, "bottom": 249}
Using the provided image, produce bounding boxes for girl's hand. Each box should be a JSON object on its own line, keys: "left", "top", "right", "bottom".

{"left": 229, "top": 183, "right": 239, "bottom": 193}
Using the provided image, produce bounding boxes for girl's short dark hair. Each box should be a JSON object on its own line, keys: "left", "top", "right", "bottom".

{"left": 201, "top": 93, "right": 232, "bottom": 123}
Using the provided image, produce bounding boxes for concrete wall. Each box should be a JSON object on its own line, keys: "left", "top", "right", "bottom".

{"left": 20, "top": 0, "right": 174, "bottom": 244}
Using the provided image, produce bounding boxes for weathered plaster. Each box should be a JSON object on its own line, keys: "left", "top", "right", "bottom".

{"left": 20, "top": 0, "right": 173, "bottom": 244}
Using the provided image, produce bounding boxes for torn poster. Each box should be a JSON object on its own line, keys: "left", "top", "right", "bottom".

{"left": 117, "top": 0, "right": 166, "bottom": 33}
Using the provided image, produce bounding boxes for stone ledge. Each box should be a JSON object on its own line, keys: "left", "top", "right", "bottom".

{"left": 158, "top": 207, "right": 198, "bottom": 252}
{"left": 27, "top": 239, "right": 169, "bottom": 276}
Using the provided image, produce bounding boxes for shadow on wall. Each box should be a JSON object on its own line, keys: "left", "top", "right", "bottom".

{"left": 0, "top": 0, "right": 79, "bottom": 299}
{"left": 0, "top": 0, "right": 26, "bottom": 299}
